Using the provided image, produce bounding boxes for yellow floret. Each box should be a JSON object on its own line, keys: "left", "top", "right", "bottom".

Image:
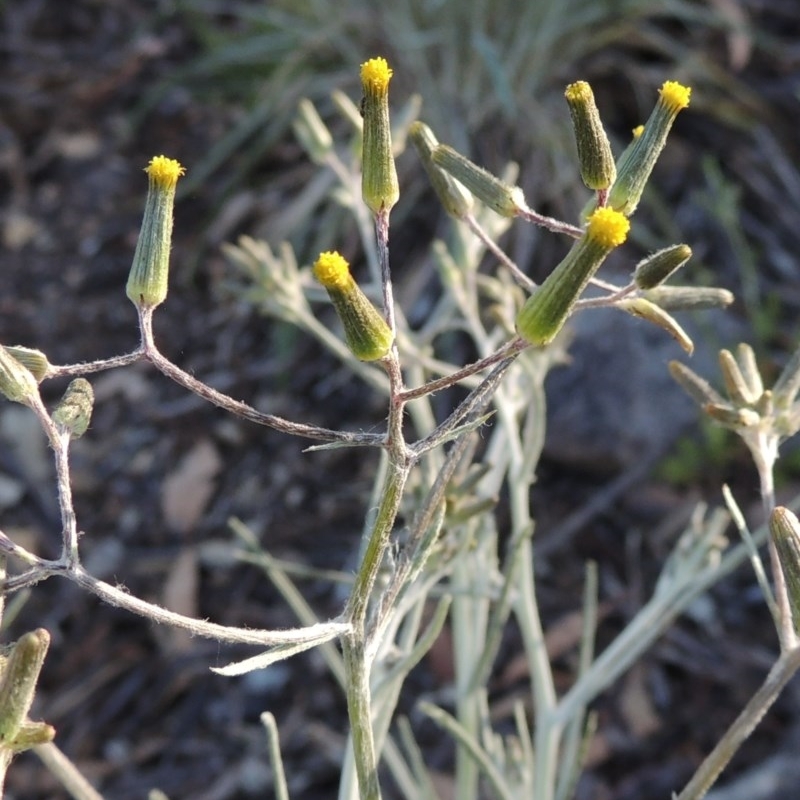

{"left": 586, "top": 207, "right": 630, "bottom": 249}
{"left": 145, "top": 155, "right": 185, "bottom": 188}
{"left": 564, "top": 81, "right": 592, "bottom": 103}
{"left": 313, "top": 251, "right": 352, "bottom": 290}
{"left": 659, "top": 81, "right": 691, "bottom": 113}
{"left": 360, "top": 57, "right": 393, "bottom": 93}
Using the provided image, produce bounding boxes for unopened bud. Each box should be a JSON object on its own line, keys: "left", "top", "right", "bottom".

{"left": 3, "top": 347, "right": 51, "bottom": 383}
{"left": 0, "top": 629, "right": 49, "bottom": 746}
{"left": 633, "top": 243, "right": 692, "bottom": 289}
{"left": 52, "top": 378, "right": 94, "bottom": 438}
{"left": 718, "top": 349, "right": 758, "bottom": 406}
{"left": 564, "top": 81, "right": 616, "bottom": 190}
{"left": 432, "top": 145, "right": 526, "bottom": 218}
{"left": 360, "top": 58, "right": 399, "bottom": 216}
{"left": 770, "top": 507, "right": 800, "bottom": 633}
{"left": 126, "top": 155, "right": 185, "bottom": 310}
{"left": 516, "top": 208, "right": 629, "bottom": 345}
{"left": 312, "top": 251, "right": 393, "bottom": 361}
{"left": 0, "top": 346, "right": 39, "bottom": 404}
{"left": 409, "top": 122, "right": 473, "bottom": 219}
{"left": 642, "top": 285, "right": 734, "bottom": 311}
{"left": 607, "top": 81, "right": 691, "bottom": 215}
{"left": 617, "top": 297, "right": 693, "bottom": 354}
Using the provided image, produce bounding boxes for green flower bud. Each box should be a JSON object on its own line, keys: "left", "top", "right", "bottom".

{"left": 409, "top": 122, "right": 473, "bottom": 219}
{"left": 126, "top": 155, "right": 185, "bottom": 310}
{"left": 313, "top": 251, "right": 393, "bottom": 361}
{"left": 432, "top": 144, "right": 526, "bottom": 218}
{"left": 0, "top": 629, "right": 49, "bottom": 746}
{"left": 718, "top": 348, "right": 758, "bottom": 406}
{"left": 2, "top": 347, "right": 51, "bottom": 383}
{"left": 360, "top": 58, "right": 399, "bottom": 216}
{"left": 607, "top": 81, "right": 691, "bottom": 215}
{"left": 642, "top": 286, "right": 734, "bottom": 311}
{"left": 564, "top": 81, "right": 616, "bottom": 191}
{"left": 6, "top": 720, "right": 55, "bottom": 752}
{"left": 633, "top": 243, "right": 692, "bottom": 289}
{"left": 52, "top": 378, "right": 94, "bottom": 438}
{"left": 0, "top": 346, "right": 39, "bottom": 404}
{"left": 617, "top": 297, "right": 694, "bottom": 354}
{"left": 770, "top": 506, "right": 800, "bottom": 634}
{"left": 516, "top": 208, "right": 630, "bottom": 345}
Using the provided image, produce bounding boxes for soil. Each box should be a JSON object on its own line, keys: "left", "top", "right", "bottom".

{"left": 2, "top": 2, "right": 800, "bottom": 800}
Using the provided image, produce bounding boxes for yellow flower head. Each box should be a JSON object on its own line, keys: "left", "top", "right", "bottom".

{"left": 145, "top": 155, "right": 185, "bottom": 189}
{"left": 631, "top": 124, "right": 645, "bottom": 139}
{"left": 313, "top": 251, "right": 353, "bottom": 291}
{"left": 564, "top": 81, "right": 592, "bottom": 104}
{"left": 312, "top": 251, "right": 393, "bottom": 360}
{"left": 360, "top": 58, "right": 393, "bottom": 94}
{"left": 659, "top": 81, "right": 691, "bottom": 114}
{"left": 127, "top": 155, "right": 184, "bottom": 310}
{"left": 586, "top": 207, "right": 630, "bottom": 249}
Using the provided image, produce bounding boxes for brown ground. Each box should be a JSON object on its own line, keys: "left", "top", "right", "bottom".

{"left": 2, "top": 2, "right": 800, "bottom": 799}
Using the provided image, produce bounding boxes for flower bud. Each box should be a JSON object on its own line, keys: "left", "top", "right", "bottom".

{"left": 360, "top": 58, "right": 399, "bottom": 216}
{"left": 2, "top": 346, "right": 51, "bottom": 383}
{"left": 770, "top": 506, "right": 800, "bottom": 634}
{"left": 607, "top": 81, "right": 691, "bottom": 215}
{"left": 52, "top": 378, "right": 94, "bottom": 439}
{"left": 409, "top": 122, "right": 473, "bottom": 219}
{"left": 617, "top": 297, "right": 694, "bottom": 354}
{"left": 432, "top": 145, "right": 526, "bottom": 218}
{"left": 642, "top": 286, "right": 734, "bottom": 311}
{"left": 564, "top": 81, "right": 616, "bottom": 190}
{"left": 633, "top": 243, "right": 692, "bottom": 289}
{"left": 0, "top": 629, "right": 49, "bottom": 746}
{"left": 0, "top": 346, "right": 39, "bottom": 404}
{"left": 126, "top": 155, "right": 185, "bottom": 310}
{"left": 313, "top": 251, "right": 393, "bottom": 361}
{"left": 516, "top": 208, "right": 630, "bottom": 345}
{"left": 718, "top": 348, "right": 758, "bottom": 406}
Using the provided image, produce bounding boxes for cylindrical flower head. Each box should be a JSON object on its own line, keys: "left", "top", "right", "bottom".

{"left": 126, "top": 155, "right": 185, "bottom": 310}
{"left": 432, "top": 144, "right": 526, "bottom": 218}
{"left": 607, "top": 81, "right": 691, "bottom": 216}
{"left": 313, "top": 251, "right": 394, "bottom": 361}
{"left": 360, "top": 58, "right": 399, "bottom": 216}
{"left": 516, "top": 208, "right": 630, "bottom": 345}
{"left": 564, "top": 81, "right": 616, "bottom": 190}
{"left": 0, "top": 346, "right": 39, "bottom": 404}
{"left": 409, "top": 122, "right": 474, "bottom": 219}
{"left": 633, "top": 243, "right": 692, "bottom": 289}
{"left": 52, "top": 378, "right": 94, "bottom": 439}
{"left": 771, "top": 506, "right": 800, "bottom": 634}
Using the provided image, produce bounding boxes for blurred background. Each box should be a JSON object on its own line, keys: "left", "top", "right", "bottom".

{"left": 1, "top": 0, "right": 799, "bottom": 798}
